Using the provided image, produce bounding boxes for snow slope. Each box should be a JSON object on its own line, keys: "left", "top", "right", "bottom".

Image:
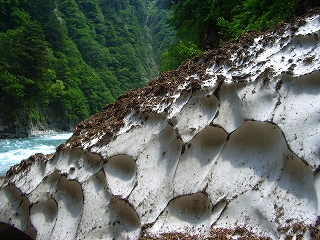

{"left": 0, "top": 9, "right": 320, "bottom": 240}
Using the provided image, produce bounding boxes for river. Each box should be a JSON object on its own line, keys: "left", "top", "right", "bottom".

{"left": 0, "top": 132, "right": 73, "bottom": 176}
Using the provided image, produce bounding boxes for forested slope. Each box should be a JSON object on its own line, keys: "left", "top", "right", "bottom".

{"left": 0, "top": 0, "right": 174, "bottom": 137}
{"left": 160, "top": 0, "right": 320, "bottom": 71}
{"left": 2, "top": 0, "right": 318, "bottom": 138}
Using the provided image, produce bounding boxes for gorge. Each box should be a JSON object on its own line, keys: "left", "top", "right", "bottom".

{"left": 0, "top": 8, "right": 320, "bottom": 239}
{"left": 0, "top": 0, "right": 174, "bottom": 138}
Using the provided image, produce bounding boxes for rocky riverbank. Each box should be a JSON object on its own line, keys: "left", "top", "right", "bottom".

{"left": 0, "top": 114, "right": 74, "bottom": 139}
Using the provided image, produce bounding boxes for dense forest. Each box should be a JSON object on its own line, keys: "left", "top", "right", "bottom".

{"left": 160, "top": 0, "right": 320, "bottom": 71}
{"left": 0, "top": 0, "right": 319, "bottom": 138}
{"left": 0, "top": 0, "right": 175, "bottom": 137}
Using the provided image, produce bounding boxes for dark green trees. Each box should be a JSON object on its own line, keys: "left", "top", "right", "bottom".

{"left": 0, "top": 20, "right": 54, "bottom": 105}
{"left": 165, "top": 0, "right": 297, "bottom": 50}
{"left": 162, "top": 0, "right": 320, "bottom": 71}
{"left": 217, "top": 0, "right": 296, "bottom": 41}
{"left": 0, "top": 0, "right": 175, "bottom": 137}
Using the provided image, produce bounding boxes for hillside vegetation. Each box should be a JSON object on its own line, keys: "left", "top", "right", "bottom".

{"left": 0, "top": 0, "right": 174, "bottom": 136}
{"left": 160, "top": 0, "right": 320, "bottom": 71}
{"left": 0, "top": 0, "right": 318, "bottom": 138}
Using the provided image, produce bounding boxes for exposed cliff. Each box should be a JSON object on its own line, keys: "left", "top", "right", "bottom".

{"left": 0, "top": 9, "right": 320, "bottom": 239}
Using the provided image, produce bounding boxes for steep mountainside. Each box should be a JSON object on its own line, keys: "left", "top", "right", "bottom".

{"left": 0, "top": 0, "right": 174, "bottom": 138}
{"left": 0, "top": 8, "right": 319, "bottom": 240}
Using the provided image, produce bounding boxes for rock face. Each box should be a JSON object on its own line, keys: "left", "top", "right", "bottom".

{"left": 0, "top": 110, "right": 31, "bottom": 139}
{"left": 0, "top": 107, "right": 74, "bottom": 139}
{"left": 0, "top": 9, "right": 320, "bottom": 240}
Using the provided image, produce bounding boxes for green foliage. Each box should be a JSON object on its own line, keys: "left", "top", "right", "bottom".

{"left": 160, "top": 0, "right": 217, "bottom": 68}
{"left": 166, "top": 0, "right": 299, "bottom": 49}
{"left": 218, "top": 0, "right": 296, "bottom": 40}
{"left": 58, "top": 0, "right": 151, "bottom": 95}
{"left": 1, "top": 0, "right": 315, "bottom": 135}
{"left": 0, "top": 0, "right": 30, "bottom": 30}
{"left": 49, "top": 80, "right": 65, "bottom": 99}
{"left": 169, "top": 0, "right": 212, "bottom": 47}
{"left": 161, "top": 41, "right": 203, "bottom": 72}
{"left": 0, "top": 20, "right": 55, "bottom": 101}
{"left": 146, "top": 0, "right": 176, "bottom": 72}
{"left": 29, "top": 108, "right": 45, "bottom": 123}
{"left": 0, "top": 70, "right": 25, "bottom": 98}
{"left": 0, "top": 0, "right": 175, "bottom": 132}
{"left": 61, "top": 87, "right": 90, "bottom": 124}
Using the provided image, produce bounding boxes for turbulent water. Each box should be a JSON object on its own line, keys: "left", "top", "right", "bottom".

{"left": 0, "top": 133, "right": 72, "bottom": 176}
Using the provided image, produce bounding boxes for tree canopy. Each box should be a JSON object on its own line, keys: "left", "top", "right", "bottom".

{"left": 1, "top": 0, "right": 318, "bottom": 136}
{"left": 0, "top": 0, "right": 175, "bottom": 133}
{"left": 161, "top": 0, "right": 320, "bottom": 71}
